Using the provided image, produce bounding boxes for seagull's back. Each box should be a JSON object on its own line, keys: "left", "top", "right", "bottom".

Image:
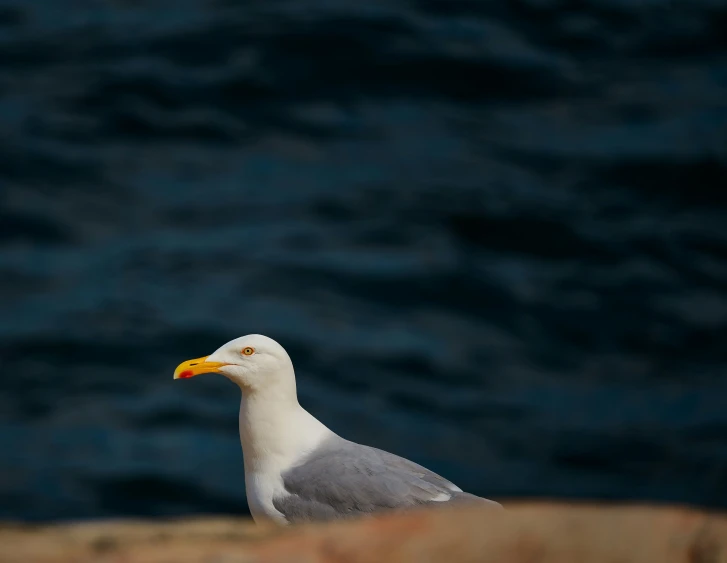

{"left": 271, "top": 434, "right": 502, "bottom": 524}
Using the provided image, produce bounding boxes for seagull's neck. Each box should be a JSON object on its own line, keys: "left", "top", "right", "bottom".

{"left": 237, "top": 386, "right": 333, "bottom": 474}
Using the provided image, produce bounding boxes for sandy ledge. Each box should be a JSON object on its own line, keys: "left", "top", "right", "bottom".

{"left": 1, "top": 502, "right": 725, "bottom": 563}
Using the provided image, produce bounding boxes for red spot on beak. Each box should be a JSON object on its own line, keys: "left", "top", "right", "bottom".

{"left": 178, "top": 370, "right": 194, "bottom": 379}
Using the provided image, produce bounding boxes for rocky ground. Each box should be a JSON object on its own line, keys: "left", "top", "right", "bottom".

{"left": 1, "top": 502, "right": 725, "bottom": 563}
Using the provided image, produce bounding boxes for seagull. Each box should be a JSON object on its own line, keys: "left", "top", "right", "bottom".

{"left": 174, "top": 334, "right": 502, "bottom": 525}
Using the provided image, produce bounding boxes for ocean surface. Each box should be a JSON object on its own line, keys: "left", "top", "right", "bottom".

{"left": 0, "top": 0, "right": 726, "bottom": 521}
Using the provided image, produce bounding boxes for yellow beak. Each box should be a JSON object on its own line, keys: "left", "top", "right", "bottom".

{"left": 173, "top": 356, "right": 227, "bottom": 379}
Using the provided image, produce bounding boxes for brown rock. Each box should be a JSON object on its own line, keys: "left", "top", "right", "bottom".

{"left": 1, "top": 503, "right": 725, "bottom": 563}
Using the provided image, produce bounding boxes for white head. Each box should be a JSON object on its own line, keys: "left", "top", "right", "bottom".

{"left": 173, "top": 334, "right": 297, "bottom": 398}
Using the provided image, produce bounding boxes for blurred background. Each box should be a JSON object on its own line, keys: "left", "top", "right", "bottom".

{"left": 0, "top": 0, "right": 726, "bottom": 522}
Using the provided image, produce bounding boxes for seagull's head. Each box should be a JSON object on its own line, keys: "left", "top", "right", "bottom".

{"left": 173, "top": 334, "right": 295, "bottom": 394}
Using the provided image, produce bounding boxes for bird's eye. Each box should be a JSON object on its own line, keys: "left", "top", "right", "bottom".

{"left": 242, "top": 347, "right": 255, "bottom": 356}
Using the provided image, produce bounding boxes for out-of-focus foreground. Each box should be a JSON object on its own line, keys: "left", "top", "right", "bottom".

{"left": 1, "top": 502, "right": 725, "bottom": 563}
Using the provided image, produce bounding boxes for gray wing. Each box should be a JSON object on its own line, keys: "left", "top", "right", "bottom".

{"left": 272, "top": 436, "right": 501, "bottom": 524}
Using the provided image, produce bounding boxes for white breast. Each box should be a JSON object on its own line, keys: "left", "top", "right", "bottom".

{"left": 244, "top": 469, "right": 288, "bottom": 525}
{"left": 238, "top": 398, "right": 333, "bottom": 525}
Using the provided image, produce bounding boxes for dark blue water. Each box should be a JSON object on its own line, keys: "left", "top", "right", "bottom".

{"left": 1, "top": 0, "right": 726, "bottom": 521}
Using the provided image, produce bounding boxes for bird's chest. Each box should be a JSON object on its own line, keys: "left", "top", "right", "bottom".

{"left": 244, "top": 469, "right": 289, "bottom": 525}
